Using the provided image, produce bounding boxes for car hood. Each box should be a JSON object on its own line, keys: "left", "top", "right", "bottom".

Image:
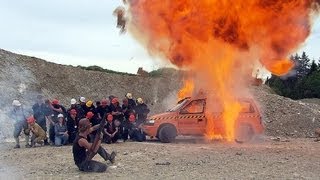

{"left": 149, "top": 112, "right": 176, "bottom": 120}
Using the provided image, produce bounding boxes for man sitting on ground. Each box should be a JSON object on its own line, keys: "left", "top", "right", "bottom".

{"left": 72, "top": 118, "right": 116, "bottom": 172}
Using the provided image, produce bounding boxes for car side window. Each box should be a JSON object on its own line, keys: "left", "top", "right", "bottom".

{"left": 240, "top": 101, "right": 255, "bottom": 113}
{"left": 181, "top": 99, "right": 205, "bottom": 114}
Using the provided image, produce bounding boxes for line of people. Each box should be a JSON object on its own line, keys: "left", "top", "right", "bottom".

{"left": 10, "top": 93, "right": 150, "bottom": 149}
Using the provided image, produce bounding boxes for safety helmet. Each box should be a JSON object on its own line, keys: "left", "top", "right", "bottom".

{"left": 71, "top": 98, "right": 77, "bottom": 105}
{"left": 12, "top": 100, "right": 21, "bottom": 107}
{"left": 86, "top": 112, "right": 94, "bottom": 119}
{"left": 111, "top": 98, "right": 119, "bottom": 104}
{"left": 136, "top": 98, "right": 143, "bottom": 104}
{"left": 126, "top": 93, "right": 133, "bottom": 99}
{"left": 27, "top": 116, "right": 36, "bottom": 124}
{"left": 57, "top": 114, "right": 64, "bottom": 118}
{"left": 52, "top": 99, "right": 59, "bottom": 105}
{"left": 80, "top": 97, "right": 86, "bottom": 103}
{"left": 86, "top": 100, "right": 93, "bottom": 107}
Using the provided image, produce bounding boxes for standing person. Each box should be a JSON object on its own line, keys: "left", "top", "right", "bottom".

{"left": 27, "top": 116, "right": 47, "bottom": 147}
{"left": 48, "top": 99, "right": 67, "bottom": 145}
{"left": 54, "top": 114, "right": 69, "bottom": 146}
{"left": 109, "top": 98, "right": 123, "bottom": 123}
{"left": 72, "top": 118, "right": 116, "bottom": 172}
{"left": 84, "top": 100, "right": 96, "bottom": 115}
{"left": 96, "top": 99, "right": 110, "bottom": 120}
{"left": 32, "top": 95, "right": 51, "bottom": 145}
{"left": 79, "top": 97, "right": 87, "bottom": 117}
{"left": 10, "top": 100, "right": 30, "bottom": 148}
{"left": 67, "top": 109, "right": 80, "bottom": 143}
{"left": 134, "top": 98, "right": 150, "bottom": 125}
{"left": 103, "top": 114, "right": 120, "bottom": 144}
{"left": 122, "top": 98, "right": 134, "bottom": 122}
{"left": 126, "top": 93, "right": 136, "bottom": 108}
{"left": 68, "top": 98, "right": 85, "bottom": 119}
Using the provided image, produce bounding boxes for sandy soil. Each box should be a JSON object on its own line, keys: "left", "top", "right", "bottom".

{"left": 1, "top": 137, "right": 320, "bottom": 180}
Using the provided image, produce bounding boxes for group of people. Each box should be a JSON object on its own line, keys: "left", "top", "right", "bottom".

{"left": 10, "top": 93, "right": 150, "bottom": 149}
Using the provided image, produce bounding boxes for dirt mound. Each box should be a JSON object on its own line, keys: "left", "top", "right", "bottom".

{"left": 252, "top": 86, "right": 320, "bottom": 138}
{"left": 1, "top": 49, "right": 319, "bottom": 140}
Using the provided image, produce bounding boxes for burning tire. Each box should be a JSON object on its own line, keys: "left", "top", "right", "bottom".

{"left": 158, "top": 124, "right": 177, "bottom": 143}
{"left": 235, "top": 124, "right": 254, "bottom": 143}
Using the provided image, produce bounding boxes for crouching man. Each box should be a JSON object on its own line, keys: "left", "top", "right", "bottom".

{"left": 27, "top": 116, "right": 47, "bottom": 147}
{"left": 72, "top": 118, "right": 116, "bottom": 172}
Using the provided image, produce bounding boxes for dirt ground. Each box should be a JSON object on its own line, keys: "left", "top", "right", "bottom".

{"left": 0, "top": 136, "right": 320, "bottom": 180}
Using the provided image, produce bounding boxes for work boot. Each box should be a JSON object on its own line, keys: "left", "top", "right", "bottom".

{"left": 14, "top": 144, "right": 20, "bottom": 149}
{"left": 108, "top": 151, "right": 117, "bottom": 164}
{"left": 44, "top": 139, "right": 49, "bottom": 146}
{"left": 25, "top": 144, "right": 31, "bottom": 148}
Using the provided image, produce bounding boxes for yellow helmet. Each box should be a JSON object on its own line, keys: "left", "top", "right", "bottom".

{"left": 86, "top": 100, "right": 93, "bottom": 107}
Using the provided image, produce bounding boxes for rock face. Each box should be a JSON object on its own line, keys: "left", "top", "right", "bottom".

{"left": 0, "top": 49, "right": 182, "bottom": 140}
{"left": 0, "top": 49, "right": 319, "bottom": 141}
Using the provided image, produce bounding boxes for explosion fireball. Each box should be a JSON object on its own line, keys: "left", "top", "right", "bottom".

{"left": 116, "top": 0, "right": 319, "bottom": 141}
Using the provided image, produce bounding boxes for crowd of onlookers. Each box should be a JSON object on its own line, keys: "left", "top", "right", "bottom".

{"left": 9, "top": 93, "right": 150, "bottom": 148}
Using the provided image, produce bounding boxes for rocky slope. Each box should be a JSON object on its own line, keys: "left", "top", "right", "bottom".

{"left": 0, "top": 49, "right": 319, "bottom": 140}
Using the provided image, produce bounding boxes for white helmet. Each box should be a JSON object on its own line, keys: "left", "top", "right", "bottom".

{"left": 126, "top": 93, "right": 133, "bottom": 99}
{"left": 12, "top": 100, "right": 21, "bottom": 107}
{"left": 80, "top": 97, "right": 86, "bottom": 103}
{"left": 71, "top": 98, "right": 77, "bottom": 105}
{"left": 57, "top": 114, "right": 64, "bottom": 118}
{"left": 137, "top": 98, "right": 143, "bottom": 104}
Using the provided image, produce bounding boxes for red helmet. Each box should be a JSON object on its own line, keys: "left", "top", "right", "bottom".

{"left": 111, "top": 98, "right": 118, "bottom": 104}
{"left": 129, "top": 114, "right": 136, "bottom": 122}
{"left": 70, "top": 109, "right": 77, "bottom": 115}
{"left": 27, "top": 116, "right": 36, "bottom": 124}
{"left": 52, "top": 99, "right": 59, "bottom": 105}
{"left": 86, "top": 112, "right": 94, "bottom": 119}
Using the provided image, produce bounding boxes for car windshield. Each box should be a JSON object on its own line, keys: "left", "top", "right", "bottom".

{"left": 167, "top": 98, "right": 190, "bottom": 112}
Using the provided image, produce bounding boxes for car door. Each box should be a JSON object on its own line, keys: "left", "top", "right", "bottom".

{"left": 177, "top": 99, "right": 206, "bottom": 135}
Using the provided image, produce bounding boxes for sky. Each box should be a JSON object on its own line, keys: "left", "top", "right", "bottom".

{"left": 0, "top": 0, "right": 319, "bottom": 74}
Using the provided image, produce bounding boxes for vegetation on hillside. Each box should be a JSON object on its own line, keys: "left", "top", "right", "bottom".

{"left": 266, "top": 52, "right": 320, "bottom": 99}
{"left": 77, "top": 65, "right": 136, "bottom": 76}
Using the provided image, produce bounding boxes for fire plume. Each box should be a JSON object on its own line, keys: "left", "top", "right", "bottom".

{"left": 119, "top": 0, "right": 319, "bottom": 141}
{"left": 178, "top": 79, "right": 194, "bottom": 100}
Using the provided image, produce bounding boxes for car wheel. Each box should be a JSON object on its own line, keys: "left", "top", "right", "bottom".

{"left": 158, "top": 125, "right": 177, "bottom": 143}
{"left": 235, "top": 124, "right": 254, "bottom": 143}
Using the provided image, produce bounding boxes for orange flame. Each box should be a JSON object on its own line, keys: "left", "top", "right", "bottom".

{"left": 178, "top": 79, "right": 194, "bottom": 100}
{"left": 120, "top": 0, "right": 319, "bottom": 141}
{"left": 263, "top": 59, "right": 295, "bottom": 76}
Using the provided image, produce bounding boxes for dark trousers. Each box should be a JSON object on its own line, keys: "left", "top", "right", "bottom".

{"left": 77, "top": 146, "right": 109, "bottom": 172}
{"left": 37, "top": 120, "right": 47, "bottom": 132}
{"left": 49, "top": 124, "right": 55, "bottom": 143}
{"left": 68, "top": 132, "right": 77, "bottom": 144}
{"left": 104, "top": 133, "right": 120, "bottom": 144}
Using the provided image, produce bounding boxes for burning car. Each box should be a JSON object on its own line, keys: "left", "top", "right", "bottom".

{"left": 143, "top": 94, "right": 264, "bottom": 143}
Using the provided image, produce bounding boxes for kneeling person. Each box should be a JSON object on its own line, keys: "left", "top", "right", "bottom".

{"left": 72, "top": 118, "right": 116, "bottom": 173}
{"left": 27, "top": 116, "right": 47, "bottom": 147}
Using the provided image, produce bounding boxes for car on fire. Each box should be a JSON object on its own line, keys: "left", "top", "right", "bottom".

{"left": 143, "top": 94, "right": 264, "bottom": 143}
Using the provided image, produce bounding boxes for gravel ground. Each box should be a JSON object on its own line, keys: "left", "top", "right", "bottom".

{"left": 1, "top": 137, "right": 320, "bottom": 180}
